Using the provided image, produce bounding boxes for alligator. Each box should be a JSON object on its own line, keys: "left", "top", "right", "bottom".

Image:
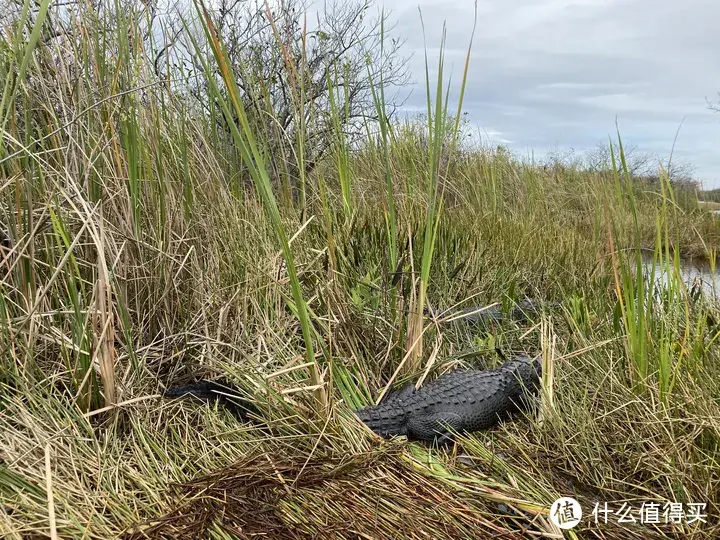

{"left": 165, "top": 355, "right": 541, "bottom": 444}
{"left": 165, "top": 380, "right": 260, "bottom": 419}
{"left": 355, "top": 355, "right": 541, "bottom": 443}
{"left": 425, "top": 298, "right": 548, "bottom": 325}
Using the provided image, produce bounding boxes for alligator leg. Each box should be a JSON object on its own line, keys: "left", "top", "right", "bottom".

{"left": 407, "top": 411, "right": 464, "bottom": 444}
{"left": 436, "top": 432, "right": 457, "bottom": 446}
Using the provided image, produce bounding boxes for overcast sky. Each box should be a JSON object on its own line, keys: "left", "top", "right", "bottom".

{"left": 382, "top": 0, "right": 720, "bottom": 187}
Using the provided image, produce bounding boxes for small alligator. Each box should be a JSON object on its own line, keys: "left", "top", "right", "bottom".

{"left": 165, "top": 355, "right": 541, "bottom": 444}
{"left": 425, "top": 298, "right": 548, "bottom": 325}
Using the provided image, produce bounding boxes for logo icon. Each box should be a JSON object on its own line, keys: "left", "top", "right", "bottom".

{"left": 550, "top": 497, "right": 582, "bottom": 529}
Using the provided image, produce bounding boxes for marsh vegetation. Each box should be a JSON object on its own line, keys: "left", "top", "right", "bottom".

{"left": 1, "top": 0, "right": 719, "bottom": 538}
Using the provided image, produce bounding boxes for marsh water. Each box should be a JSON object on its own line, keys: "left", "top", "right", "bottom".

{"left": 641, "top": 255, "right": 719, "bottom": 300}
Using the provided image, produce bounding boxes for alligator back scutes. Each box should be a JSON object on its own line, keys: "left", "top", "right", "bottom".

{"left": 355, "top": 356, "right": 540, "bottom": 442}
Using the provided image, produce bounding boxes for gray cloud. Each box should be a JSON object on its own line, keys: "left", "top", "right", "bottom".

{"left": 382, "top": 0, "right": 720, "bottom": 186}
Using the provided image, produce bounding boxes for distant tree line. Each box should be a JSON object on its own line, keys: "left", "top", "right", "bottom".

{"left": 540, "top": 142, "right": 698, "bottom": 190}
{"left": 698, "top": 188, "right": 720, "bottom": 203}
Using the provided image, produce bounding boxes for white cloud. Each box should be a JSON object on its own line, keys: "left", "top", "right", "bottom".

{"left": 577, "top": 94, "right": 704, "bottom": 115}
{"left": 381, "top": 0, "right": 720, "bottom": 186}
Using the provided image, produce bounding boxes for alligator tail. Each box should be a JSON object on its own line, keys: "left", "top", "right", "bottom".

{"left": 164, "top": 380, "right": 258, "bottom": 420}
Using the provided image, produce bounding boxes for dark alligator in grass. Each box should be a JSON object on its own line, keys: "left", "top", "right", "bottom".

{"left": 355, "top": 355, "right": 541, "bottom": 443}
{"left": 425, "top": 298, "right": 549, "bottom": 325}
{"left": 165, "top": 355, "right": 542, "bottom": 444}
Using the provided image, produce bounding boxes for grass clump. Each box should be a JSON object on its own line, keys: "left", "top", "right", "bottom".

{"left": 1, "top": 0, "right": 720, "bottom": 539}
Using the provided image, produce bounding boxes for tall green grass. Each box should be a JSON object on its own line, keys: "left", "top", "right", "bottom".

{"left": 188, "top": 0, "right": 328, "bottom": 410}
{"left": 606, "top": 132, "right": 714, "bottom": 404}
{"left": 402, "top": 10, "right": 477, "bottom": 375}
